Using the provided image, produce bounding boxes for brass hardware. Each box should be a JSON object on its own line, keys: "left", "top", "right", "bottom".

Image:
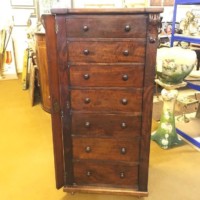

{"left": 120, "top": 172, "right": 125, "bottom": 178}
{"left": 85, "top": 121, "right": 91, "bottom": 128}
{"left": 121, "top": 122, "right": 127, "bottom": 129}
{"left": 149, "top": 37, "right": 156, "bottom": 43}
{"left": 83, "top": 74, "right": 90, "bottom": 80}
{"left": 85, "top": 146, "right": 91, "bottom": 153}
{"left": 86, "top": 171, "right": 92, "bottom": 176}
{"left": 121, "top": 147, "right": 126, "bottom": 154}
{"left": 84, "top": 98, "right": 91, "bottom": 104}
{"left": 125, "top": 25, "right": 131, "bottom": 32}
{"left": 83, "top": 25, "right": 89, "bottom": 32}
{"left": 83, "top": 49, "right": 89, "bottom": 55}
{"left": 123, "top": 50, "right": 129, "bottom": 56}
{"left": 121, "top": 98, "right": 128, "bottom": 105}
{"left": 122, "top": 74, "right": 128, "bottom": 81}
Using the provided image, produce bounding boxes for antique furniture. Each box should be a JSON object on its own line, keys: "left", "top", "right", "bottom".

{"left": 35, "top": 32, "right": 51, "bottom": 113}
{"left": 43, "top": 7, "right": 163, "bottom": 196}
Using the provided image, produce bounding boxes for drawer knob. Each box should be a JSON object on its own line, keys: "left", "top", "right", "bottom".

{"left": 85, "top": 121, "right": 91, "bottom": 128}
{"left": 123, "top": 50, "right": 129, "bottom": 56}
{"left": 83, "top": 49, "right": 89, "bottom": 55}
{"left": 86, "top": 171, "right": 92, "bottom": 177}
{"left": 121, "top": 122, "right": 127, "bottom": 129}
{"left": 149, "top": 37, "right": 156, "bottom": 43}
{"left": 85, "top": 146, "right": 91, "bottom": 153}
{"left": 83, "top": 74, "right": 90, "bottom": 80}
{"left": 83, "top": 25, "right": 89, "bottom": 32}
{"left": 121, "top": 147, "right": 126, "bottom": 154}
{"left": 84, "top": 98, "right": 91, "bottom": 104}
{"left": 121, "top": 98, "right": 128, "bottom": 105}
{"left": 125, "top": 25, "right": 131, "bottom": 32}
{"left": 120, "top": 172, "right": 125, "bottom": 179}
{"left": 122, "top": 74, "right": 128, "bottom": 81}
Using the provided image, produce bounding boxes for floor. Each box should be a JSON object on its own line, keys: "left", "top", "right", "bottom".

{"left": 1, "top": 78, "right": 200, "bottom": 200}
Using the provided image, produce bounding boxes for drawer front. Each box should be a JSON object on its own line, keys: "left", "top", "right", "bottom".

{"left": 68, "top": 41, "right": 145, "bottom": 63}
{"left": 71, "top": 113, "right": 141, "bottom": 137}
{"left": 72, "top": 137, "right": 139, "bottom": 162}
{"left": 71, "top": 89, "right": 142, "bottom": 112}
{"left": 66, "top": 15, "right": 147, "bottom": 38}
{"left": 73, "top": 160, "right": 138, "bottom": 187}
{"left": 70, "top": 65, "right": 144, "bottom": 87}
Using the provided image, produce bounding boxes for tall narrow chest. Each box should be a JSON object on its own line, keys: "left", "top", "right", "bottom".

{"left": 44, "top": 8, "right": 162, "bottom": 197}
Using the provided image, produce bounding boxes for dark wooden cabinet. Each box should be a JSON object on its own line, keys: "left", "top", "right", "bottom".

{"left": 43, "top": 7, "right": 163, "bottom": 197}
{"left": 35, "top": 33, "right": 51, "bottom": 113}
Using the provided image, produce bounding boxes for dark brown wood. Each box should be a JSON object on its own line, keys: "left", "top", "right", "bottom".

{"left": 72, "top": 137, "right": 139, "bottom": 162}
{"left": 71, "top": 89, "right": 142, "bottom": 112}
{"left": 44, "top": 8, "right": 163, "bottom": 196}
{"left": 68, "top": 40, "right": 145, "bottom": 63}
{"left": 138, "top": 13, "right": 161, "bottom": 192}
{"left": 42, "top": 15, "right": 64, "bottom": 189}
{"left": 35, "top": 33, "right": 52, "bottom": 113}
{"left": 66, "top": 15, "right": 147, "bottom": 38}
{"left": 73, "top": 160, "right": 138, "bottom": 187}
{"left": 71, "top": 113, "right": 141, "bottom": 137}
{"left": 70, "top": 64, "right": 144, "bottom": 87}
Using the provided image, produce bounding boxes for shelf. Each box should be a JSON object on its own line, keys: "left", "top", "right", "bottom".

{"left": 176, "top": 114, "right": 200, "bottom": 151}
{"left": 175, "top": 0, "right": 200, "bottom": 5}
{"left": 173, "top": 34, "right": 200, "bottom": 44}
{"left": 170, "top": 0, "right": 200, "bottom": 47}
{"left": 186, "top": 80, "right": 200, "bottom": 91}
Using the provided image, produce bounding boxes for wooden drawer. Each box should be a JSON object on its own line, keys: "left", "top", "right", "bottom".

{"left": 73, "top": 160, "right": 138, "bottom": 187}
{"left": 68, "top": 40, "right": 145, "bottom": 63}
{"left": 70, "top": 64, "right": 144, "bottom": 87}
{"left": 72, "top": 137, "right": 139, "bottom": 162}
{"left": 66, "top": 15, "right": 147, "bottom": 38}
{"left": 71, "top": 89, "right": 142, "bottom": 112}
{"left": 71, "top": 113, "right": 141, "bottom": 137}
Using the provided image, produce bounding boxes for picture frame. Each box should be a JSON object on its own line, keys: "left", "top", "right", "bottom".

{"left": 12, "top": 8, "right": 36, "bottom": 26}
{"left": 10, "top": 0, "right": 35, "bottom": 7}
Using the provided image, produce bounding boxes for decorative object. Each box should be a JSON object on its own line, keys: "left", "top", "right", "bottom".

{"left": 152, "top": 47, "right": 197, "bottom": 149}
{"left": 156, "top": 47, "right": 197, "bottom": 84}
{"left": 10, "top": 0, "right": 35, "bottom": 7}
{"left": 179, "top": 10, "right": 200, "bottom": 36}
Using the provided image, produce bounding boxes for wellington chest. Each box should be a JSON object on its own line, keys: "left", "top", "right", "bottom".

{"left": 43, "top": 7, "right": 163, "bottom": 197}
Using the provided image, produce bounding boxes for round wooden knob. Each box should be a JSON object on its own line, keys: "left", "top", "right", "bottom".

{"left": 122, "top": 74, "right": 128, "bottom": 81}
{"left": 84, "top": 98, "right": 91, "bottom": 104}
{"left": 121, "top": 147, "right": 126, "bottom": 154}
{"left": 83, "top": 25, "right": 89, "bottom": 32}
{"left": 83, "top": 49, "right": 89, "bottom": 55}
{"left": 83, "top": 74, "right": 90, "bottom": 80}
{"left": 121, "top": 122, "right": 127, "bottom": 129}
{"left": 85, "top": 121, "right": 90, "bottom": 128}
{"left": 86, "top": 171, "right": 92, "bottom": 176}
{"left": 125, "top": 25, "right": 131, "bottom": 32}
{"left": 149, "top": 37, "right": 156, "bottom": 43}
{"left": 121, "top": 98, "right": 128, "bottom": 105}
{"left": 120, "top": 172, "right": 125, "bottom": 178}
{"left": 85, "top": 146, "right": 91, "bottom": 153}
{"left": 123, "top": 50, "right": 129, "bottom": 56}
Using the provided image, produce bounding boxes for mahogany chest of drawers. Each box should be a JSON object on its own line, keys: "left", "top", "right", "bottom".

{"left": 43, "top": 7, "right": 162, "bottom": 197}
